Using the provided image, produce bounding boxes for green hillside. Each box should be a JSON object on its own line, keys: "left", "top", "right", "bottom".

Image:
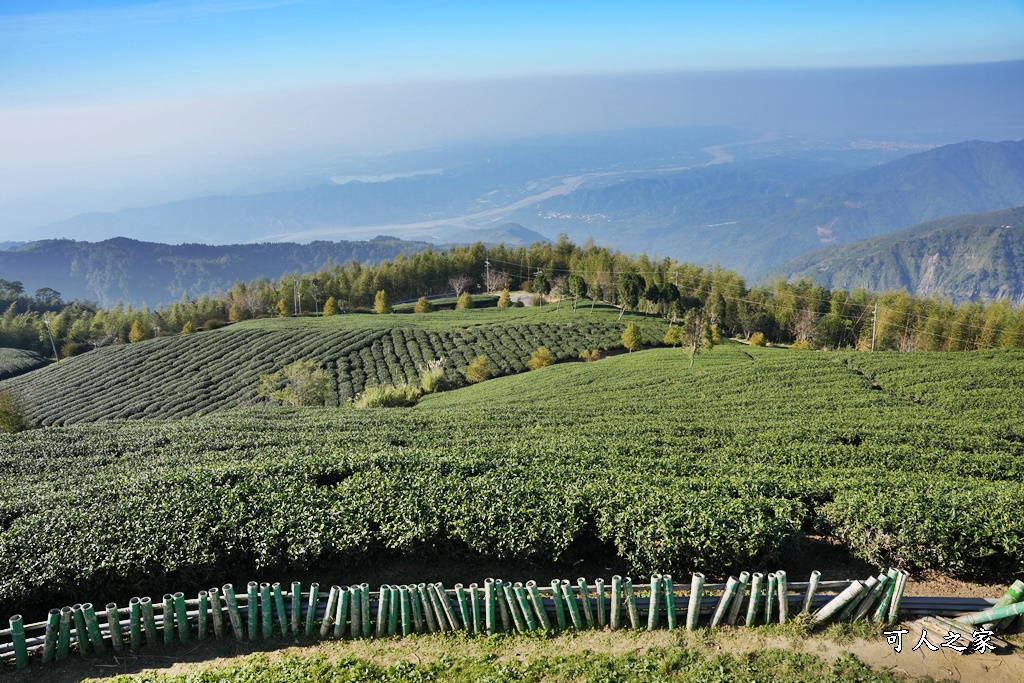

{"left": 3, "top": 342, "right": 1023, "bottom": 615}
{"left": 0, "top": 304, "right": 668, "bottom": 426}
{"left": 777, "top": 206, "right": 1024, "bottom": 302}
{"left": 0, "top": 348, "right": 47, "bottom": 381}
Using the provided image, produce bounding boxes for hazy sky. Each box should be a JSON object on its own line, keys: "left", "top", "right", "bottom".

{"left": 1, "top": 1, "right": 1023, "bottom": 236}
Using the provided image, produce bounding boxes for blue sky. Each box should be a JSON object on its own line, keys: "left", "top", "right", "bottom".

{"left": 1, "top": 1, "right": 1022, "bottom": 236}
{"left": 2, "top": 0, "right": 1022, "bottom": 104}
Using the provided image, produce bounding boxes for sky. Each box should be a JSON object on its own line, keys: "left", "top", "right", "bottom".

{"left": 1, "top": 0, "right": 1023, "bottom": 236}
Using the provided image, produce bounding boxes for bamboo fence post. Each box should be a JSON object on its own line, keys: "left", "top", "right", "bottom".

{"left": 387, "top": 586, "right": 400, "bottom": 636}
{"left": 745, "top": 573, "right": 763, "bottom": 626}
{"left": 290, "top": 582, "right": 302, "bottom": 636}
{"left": 814, "top": 581, "right": 865, "bottom": 625}
{"left": 687, "top": 573, "right": 705, "bottom": 631}
{"left": 161, "top": 595, "right": 175, "bottom": 645}
{"left": 851, "top": 573, "right": 888, "bottom": 621}
{"left": 495, "top": 579, "right": 512, "bottom": 631}
{"left": 560, "top": 579, "right": 583, "bottom": 630}
{"left": 82, "top": 603, "right": 106, "bottom": 652}
{"left": 259, "top": 583, "right": 273, "bottom": 638}
{"left": 106, "top": 602, "right": 124, "bottom": 651}
{"left": 959, "top": 600, "right": 1024, "bottom": 625}
{"left": 350, "top": 586, "right": 364, "bottom": 638}
{"left": 577, "top": 578, "right": 595, "bottom": 629}
{"left": 663, "top": 574, "right": 676, "bottom": 631}
{"left": 419, "top": 584, "right": 438, "bottom": 633}
{"left": 802, "top": 571, "right": 821, "bottom": 613}
{"left": 504, "top": 582, "right": 527, "bottom": 632}
{"left": 990, "top": 580, "right": 1024, "bottom": 631}
{"left": 272, "top": 583, "right": 288, "bottom": 637}
{"left": 610, "top": 575, "right": 622, "bottom": 630}
{"left": 469, "top": 583, "right": 481, "bottom": 634}
{"left": 710, "top": 577, "right": 738, "bottom": 628}
{"left": 42, "top": 608, "right": 60, "bottom": 663}
{"left": 839, "top": 575, "right": 877, "bottom": 622}
{"left": 209, "top": 587, "right": 224, "bottom": 640}
{"left": 484, "top": 580, "right": 496, "bottom": 635}
{"left": 426, "top": 583, "right": 448, "bottom": 632}
{"left": 765, "top": 573, "right": 777, "bottom": 625}
{"left": 513, "top": 583, "right": 537, "bottom": 631}
{"left": 322, "top": 586, "right": 340, "bottom": 638}
{"left": 72, "top": 604, "right": 90, "bottom": 655}
{"left": 57, "top": 606, "right": 72, "bottom": 660}
{"left": 887, "top": 570, "right": 909, "bottom": 625}
{"left": 595, "top": 577, "right": 607, "bottom": 628}
{"left": 360, "top": 584, "right": 371, "bottom": 637}
{"left": 336, "top": 586, "right": 351, "bottom": 638}
{"left": 224, "top": 584, "right": 245, "bottom": 640}
{"left": 872, "top": 569, "right": 900, "bottom": 622}
{"left": 197, "top": 591, "right": 210, "bottom": 641}
{"left": 726, "top": 572, "right": 749, "bottom": 626}
{"left": 647, "top": 574, "right": 662, "bottom": 630}
{"left": 527, "top": 581, "right": 551, "bottom": 630}
{"left": 303, "top": 583, "right": 320, "bottom": 637}
{"left": 550, "top": 579, "right": 567, "bottom": 630}
{"left": 623, "top": 577, "right": 640, "bottom": 629}
{"left": 129, "top": 598, "right": 142, "bottom": 653}
{"left": 455, "top": 584, "right": 471, "bottom": 632}
{"left": 173, "top": 592, "right": 189, "bottom": 643}
{"left": 9, "top": 615, "right": 28, "bottom": 669}
{"left": 246, "top": 583, "right": 259, "bottom": 641}
{"left": 399, "top": 586, "right": 412, "bottom": 636}
{"left": 141, "top": 596, "right": 159, "bottom": 645}
{"left": 776, "top": 570, "right": 788, "bottom": 624}
{"left": 438, "top": 582, "right": 461, "bottom": 630}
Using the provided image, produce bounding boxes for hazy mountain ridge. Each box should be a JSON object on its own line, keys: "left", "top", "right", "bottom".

{"left": 776, "top": 206, "right": 1024, "bottom": 303}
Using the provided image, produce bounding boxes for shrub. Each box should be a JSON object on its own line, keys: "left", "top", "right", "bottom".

{"left": 418, "top": 358, "right": 446, "bottom": 393}
{"left": 181, "top": 321, "right": 194, "bottom": 334}
{"left": 749, "top": 332, "right": 766, "bottom": 346}
{"left": 414, "top": 296, "right": 434, "bottom": 313}
{"left": 512, "top": 300, "right": 525, "bottom": 308}
{"left": 622, "top": 322, "right": 642, "bottom": 352}
{"left": 0, "top": 389, "right": 32, "bottom": 433}
{"left": 578, "top": 349, "right": 602, "bottom": 362}
{"left": 352, "top": 383, "right": 422, "bottom": 408}
{"left": 465, "top": 355, "right": 496, "bottom": 383}
{"left": 527, "top": 346, "right": 554, "bottom": 370}
{"left": 228, "top": 304, "right": 247, "bottom": 322}
{"left": 128, "top": 321, "right": 148, "bottom": 343}
{"left": 455, "top": 292, "right": 473, "bottom": 310}
{"left": 663, "top": 325, "right": 682, "bottom": 347}
{"left": 258, "top": 360, "right": 332, "bottom": 406}
{"left": 322, "top": 296, "right": 339, "bottom": 316}
{"left": 497, "top": 289, "right": 511, "bottom": 308}
{"left": 792, "top": 339, "right": 811, "bottom": 351}
{"left": 61, "top": 341, "right": 87, "bottom": 358}
{"left": 374, "top": 290, "right": 393, "bottom": 314}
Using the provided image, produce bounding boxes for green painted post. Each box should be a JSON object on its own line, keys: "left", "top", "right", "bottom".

{"left": 350, "top": 586, "right": 363, "bottom": 638}
{"left": 57, "top": 606, "right": 72, "bottom": 660}
{"left": 560, "top": 579, "right": 584, "bottom": 630}
{"left": 959, "top": 600, "right": 1024, "bottom": 625}
{"left": 504, "top": 582, "right": 527, "bottom": 632}
{"left": 687, "top": 573, "right": 705, "bottom": 631}
{"left": 527, "top": 581, "right": 551, "bottom": 630}
{"left": 577, "top": 578, "right": 595, "bottom": 629}
{"left": 469, "top": 583, "right": 481, "bottom": 633}
{"left": 174, "top": 592, "right": 189, "bottom": 643}
{"left": 872, "top": 569, "right": 900, "bottom": 622}
{"left": 886, "top": 571, "right": 909, "bottom": 625}
{"left": 852, "top": 573, "right": 889, "bottom": 622}
{"left": 726, "top": 572, "right": 749, "bottom": 626}
{"left": 610, "top": 576, "right": 622, "bottom": 630}
{"left": 72, "top": 603, "right": 90, "bottom": 655}
{"left": 197, "top": 591, "right": 209, "bottom": 641}
{"left": 595, "top": 578, "right": 607, "bottom": 628}
{"left": 375, "top": 584, "right": 390, "bottom": 637}
{"left": 399, "top": 586, "right": 412, "bottom": 636}
{"left": 803, "top": 570, "right": 821, "bottom": 613}
{"left": 765, "top": 573, "right": 777, "bottom": 625}
{"left": 484, "top": 580, "right": 496, "bottom": 635}
{"left": 425, "top": 583, "right": 446, "bottom": 632}
{"left": 9, "top": 615, "right": 28, "bottom": 669}
{"left": 814, "top": 581, "right": 865, "bottom": 625}
{"left": 82, "top": 603, "right": 106, "bottom": 653}
{"left": 226, "top": 585, "right": 247, "bottom": 640}
{"left": 419, "top": 584, "right": 438, "bottom": 633}
{"left": 141, "top": 597, "right": 159, "bottom": 645}
{"left": 322, "top": 585, "right": 340, "bottom": 638}
{"left": 990, "top": 580, "right": 1024, "bottom": 631}
{"left": 260, "top": 583, "right": 273, "bottom": 638}
{"left": 495, "top": 579, "right": 511, "bottom": 632}
{"left": 623, "top": 577, "right": 641, "bottom": 629}
{"left": 106, "top": 602, "right": 124, "bottom": 651}
{"left": 839, "top": 576, "right": 877, "bottom": 622}
{"left": 550, "top": 579, "right": 567, "bottom": 630}
{"left": 129, "top": 599, "right": 142, "bottom": 653}
{"left": 43, "top": 608, "right": 61, "bottom": 663}
{"left": 647, "top": 574, "right": 662, "bottom": 630}
{"left": 436, "top": 582, "right": 460, "bottom": 631}
{"left": 161, "top": 595, "right": 175, "bottom": 645}
{"left": 273, "top": 583, "right": 288, "bottom": 637}
{"left": 209, "top": 588, "right": 225, "bottom": 640}
{"left": 711, "top": 576, "right": 739, "bottom": 628}
{"left": 387, "top": 586, "right": 400, "bottom": 636}
{"left": 360, "top": 584, "right": 371, "bottom": 637}
{"left": 246, "top": 582, "right": 259, "bottom": 642}
{"left": 303, "top": 583, "right": 320, "bottom": 637}
{"left": 455, "top": 584, "right": 472, "bottom": 632}
{"left": 745, "top": 573, "right": 763, "bottom": 626}
{"left": 513, "top": 583, "right": 537, "bottom": 631}
{"left": 776, "top": 571, "right": 789, "bottom": 624}
{"left": 663, "top": 575, "right": 676, "bottom": 631}
{"left": 336, "top": 586, "right": 351, "bottom": 638}
{"left": 290, "top": 582, "right": 302, "bottom": 636}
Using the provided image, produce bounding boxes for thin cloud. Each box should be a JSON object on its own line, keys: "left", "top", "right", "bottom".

{"left": 0, "top": 0, "right": 305, "bottom": 37}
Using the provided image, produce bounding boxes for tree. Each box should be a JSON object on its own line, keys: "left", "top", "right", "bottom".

{"left": 680, "top": 310, "right": 714, "bottom": 367}
{"left": 33, "top": 288, "right": 62, "bottom": 307}
{"left": 258, "top": 360, "right": 331, "bottom": 406}
{"left": 465, "top": 355, "right": 495, "bottom": 383}
{"left": 0, "top": 389, "right": 31, "bottom": 433}
{"left": 322, "top": 296, "right": 339, "bottom": 317}
{"left": 526, "top": 346, "right": 554, "bottom": 370}
{"left": 374, "top": 290, "right": 393, "bottom": 314}
{"left": 568, "top": 273, "right": 588, "bottom": 311}
{"left": 181, "top": 321, "right": 194, "bottom": 334}
{"left": 532, "top": 271, "right": 550, "bottom": 296}
{"left": 616, "top": 272, "right": 645, "bottom": 319}
{"left": 622, "top": 322, "right": 642, "bottom": 352}
{"left": 456, "top": 291, "right": 473, "bottom": 309}
{"left": 483, "top": 269, "right": 509, "bottom": 293}
{"left": 663, "top": 325, "right": 682, "bottom": 347}
{"left": 497, "top": 289, "right": 511, "bottom": 308}
{"left": 414, "top": 296, "right": 434, "bottom": 313}
{"left": 449, "top": 274, "right": 474, "bottom": 296}
{"left": 228, "top": 303, "right": 247, "bottom": 322}
{"left": 128, "top": 320, "right": 148, "bottom": 343}
{"left": 276, "top": 298, "right": 289, "bottom": 317}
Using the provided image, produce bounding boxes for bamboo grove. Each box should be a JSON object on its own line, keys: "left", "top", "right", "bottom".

{"left": 3, "top": 237, "right": 1024, "bottom": 357}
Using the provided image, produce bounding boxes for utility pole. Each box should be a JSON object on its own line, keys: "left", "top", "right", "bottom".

{"left": 42, "top": 316, "right": 59, "bottom": 362}
{"left": 871, "top": 302, "right": 878, "bottom": 352}
{"left": 484, "top": 259, "right": 490, "bottom": 293}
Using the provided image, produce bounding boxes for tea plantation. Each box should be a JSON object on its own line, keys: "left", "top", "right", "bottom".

{"left": 2, "top": 332, "right": 1023, "bottom": 616}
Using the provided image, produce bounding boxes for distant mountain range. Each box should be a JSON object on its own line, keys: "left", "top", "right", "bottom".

{"left": 776, "top": 206, "right": 1024, "bottom": 303}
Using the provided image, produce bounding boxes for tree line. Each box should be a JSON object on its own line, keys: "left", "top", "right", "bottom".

{"left": 3, "top": 236, "right": 1024, "bottom": 358}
